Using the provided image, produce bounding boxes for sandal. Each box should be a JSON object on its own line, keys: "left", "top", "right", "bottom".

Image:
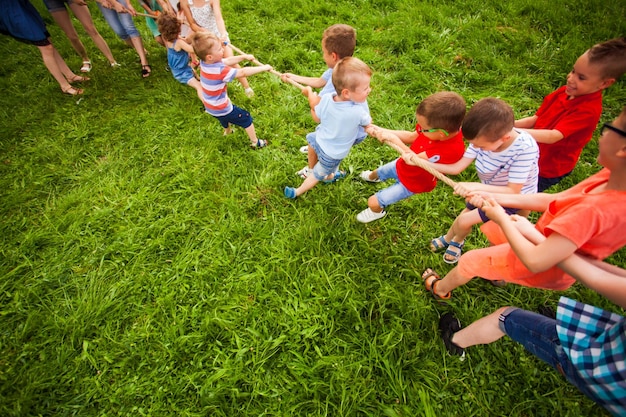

{"left": 68, "top": 74, "right": 90, "bottom": 82}
{"left": 141, "top": 64, "right": 152, "bottom": 78}
{"left": 322, "top": 170, "right": 346, "bottom": 184}
{"left": 296, "top": 166, "right": 311, "bottom": 179}
{"left": 61, "top": 86, "right": 84, "bottom": 96}
{"left": 439, "top": 313, "right": 465, "bottom": 358}
{"left": 443, "top": 240, "right": 464, "bottom": 264}
{"left": 422, "top": 268, "right": 451, "bottom": 301}
{"left": 251, "top": 139, "right": 267, "bottom": 149}
{"left": 430, "top": 235, "right": 449, "bottom": 252}
{"left": 80, "top": 60, "right": 92, "bottom": 73}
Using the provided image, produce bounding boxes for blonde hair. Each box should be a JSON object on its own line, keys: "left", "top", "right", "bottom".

{"left": 416, "top": 92, "right": 466, "bottom": 134}
{"left": 331, "top": 57, "right": 372, "bottom": 93}
{"left": 190, "top": 31, "right": 221, "bottom": 61}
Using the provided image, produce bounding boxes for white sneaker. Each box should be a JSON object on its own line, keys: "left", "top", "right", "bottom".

{"left": 296, "top": 166, "right": 311, "bottom": 179}
{"left": 299, "top": 145, "right": 309, "bottom": 154}
{"left": 244, "top": 87, "right": 254, "bottom": 98}
{"left": 357, "top": 208, "right": 386, "bottom": 223}
{"left": 360, "top": 170, "right": 381, "bottom": 183}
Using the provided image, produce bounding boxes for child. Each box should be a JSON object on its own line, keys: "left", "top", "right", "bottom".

{"left": 281, "top": 24, "right": 360, "bottom": 157}
{"left": 356, "top": 91, "right": 466, "bottom": 223}
{"left": 180, "top": 0, "right": 254, "bottom": 97}
{"left": 438, "top": 254, "right": 626, "bottom": 416}
{"left": 426, "top": 97, "right": 539, "bottom": 263}
{"left": 284, "top": 57, "right": 373, "bottom": 199}
{"left": 421, "top": 106, "right": 626, "bottom": 301}
{"left": 514, "top": 37, "right": 626, "bottom": 192}
{"left": 157, "top": 13, "right": 202, "bottom": 102}
{"left": 138, "top": 0, "right": 174, "bottom": 48}
{"left": 190, "top": 31, "right": 271, "bottom": 148}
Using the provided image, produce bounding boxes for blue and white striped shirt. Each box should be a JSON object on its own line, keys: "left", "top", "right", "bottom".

{"left": 464, "top": 130, "right": 539, "bottom": 194}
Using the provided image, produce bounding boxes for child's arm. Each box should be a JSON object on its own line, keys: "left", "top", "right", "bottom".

{"left": 303, "top": 87, "right": 321, "bottom": 123}
{"left": 480, "top": 197, "right": 578, "bottom": 273}
{"left": 454, "top": 181, "right": 523, "bottom": 197}
{"left": 211, "top": 0, "right": 229, "bottom": 43}
{"left": 558, "top": 255, "right": 626, "bottom": 308}
{"left": 467, "top": 190, "right": 558, "bottom": 213}
{"left": 174, "top": 37, "right": 195, "bottom": 54}
{"left": 222, "top": 54, "right": 254, "bottom": 67}
{"left": 235, "top": 64, "right": 272, "bottom": 79}
{"left": 281, "top": 73, "right": 327, "bottom": 89}
{"left": 421, "top": 157, "right": 474, "bottom": 176}
{"left": 514, "top": 116, "right": 537, "bottom": 129}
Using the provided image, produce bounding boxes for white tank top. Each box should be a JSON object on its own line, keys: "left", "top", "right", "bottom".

{"left": 188, "top": 0, "right": 221, "bottom": 36}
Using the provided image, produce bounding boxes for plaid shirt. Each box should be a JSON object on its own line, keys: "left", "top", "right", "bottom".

{"left": 557, "top": 296, "right": 626, "bottom": 416}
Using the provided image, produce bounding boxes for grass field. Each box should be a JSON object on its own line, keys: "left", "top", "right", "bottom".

{"left": 1, "top": 0, "right": 625, "bottom": 415}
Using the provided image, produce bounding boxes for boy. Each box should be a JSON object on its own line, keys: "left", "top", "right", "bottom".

{"left": 190, "top": 32, "right": 271, "bottom": 148}
{"left": 284, "top": 57, "right": 372, "bottom": 199}
{"left": 421, "top": 106, "right": 626, "bottom": 301}
{"left": 514, "top": 37, "right": 626, "bottom": 191}
{"left": 426, "top": 98, "right": 539, "bottom": 264}
{"left": 281, "top": 24, "right": 363, "bottom": 160}
{"left": 357, "top": 92, "right": 466, "bottom": 223}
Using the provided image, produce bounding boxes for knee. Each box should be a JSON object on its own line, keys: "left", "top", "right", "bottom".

{"left": 367, "top": 195, "right": 381, "bottom": 210}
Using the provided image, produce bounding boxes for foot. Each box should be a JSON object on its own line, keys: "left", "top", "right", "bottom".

{"left": 430, "top": 235, "right": 449, "bottom": 252}
{"left": 110, "top": 62, "right": 121, "bottom": 68}
{"left": 61, "top": 86, "right": 84, "bottom": 96}
{"left": 439, "top": 313, "right": 466, "bottom": 358}
{"left": 67, "top": 74, "right": 90, "bottom": 82}
{"left": 141, "top": 64, "right": 152, "bottom": 78}
{"left": 422, "top": 268, "right": 451, "bottom": 301}
{"left": 223, "top": 126, "right": 233, "bottom": 136}
{"left": 359, "top": 170, "right": 381, "bottom": 183}
{"left": 321, "top": 170, "right": 346, "bottom": 184}
{"left": 80, "top": 60, "right": 92, "bottom": 73}
{"left": 244, "top": 87, "right": 254, "bottom": 98}
{"left": 296, "top": 166, "right": 311, "bottom": 179}
{"left": 251, "top": 139, "right": 267, "bottom": 149}
{"left": 299, "top": 145, "right": 309, "bottom": 154}
{"left": 284, "top": 186, "right": 297, "bottom": 199}
{"left": 356, "top": 208, "right": 386, "bottom": 223}
{"left": 443, "top": 240, "right": 464, "bottom": 264}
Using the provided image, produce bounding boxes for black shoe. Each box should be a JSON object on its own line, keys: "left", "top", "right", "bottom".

{"left": 439, "top": 313, "right": 466, "bottom": 358}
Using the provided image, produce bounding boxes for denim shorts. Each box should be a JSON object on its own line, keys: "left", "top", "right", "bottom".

{"left": 466, "top": 202, "right": 518, "bottom": 223}
{"left": 499, "top": 307, "right": 597, "bottom": 400}
{"left": 214, "top": 105, "right": 253, "bottom": 129}
{"left": 307, "top": 132, "right": 342, "bottom": 181}
{"left": 538, "top": 172, "right": 570, "bottom": 192}
{"left": 43, "top": 0, "right": 71, "bottom": 12}
{"left": 97, "top": 0, "right": 140, "bottom": 40}
{"left": 373, "top": 160, "right": 414, "bottom": 208}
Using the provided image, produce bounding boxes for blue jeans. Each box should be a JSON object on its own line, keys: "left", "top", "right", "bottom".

{"left": 500, "top": 307, "right": 597, "bottom": 401}
{"left": 97, "top": 0, "right": 140, "bottom": 40}
{"left": 374, "top": 160, "right": 414, "bottom": 208}
{"left": 307, "top": 132, "right": 343, "bottom": 181}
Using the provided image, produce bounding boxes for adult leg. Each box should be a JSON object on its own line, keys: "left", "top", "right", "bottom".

{"left": 69, "top": 1, "right": 116, "bottom": 64}
{"left": 49, "top": 9, "right": 89, "bottom": 61}
{"left": 38, "top": 43, "right": 82, "bottom": 93}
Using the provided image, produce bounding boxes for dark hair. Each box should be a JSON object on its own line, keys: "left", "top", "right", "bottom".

{"left": 157, "top": 14, "right": 181, "bottom": 43}
{"left": 462, "top": 98, "right": 514, "bottom": 141}
{"left": 587, "top": 37, "right": 626, "bottom": 80}
{"left": 331, "top": 56, "right": 372, "bottom": 93}
{"left": 322, "top": 24, "right": 356, "bottom": 59}
{"left": 416, "top": 92, "right": 466, "bottom": 134}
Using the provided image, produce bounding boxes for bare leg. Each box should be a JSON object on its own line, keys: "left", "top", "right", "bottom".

{"left": 188, "top": 78, "right": 203, "bottom": 103}
{"left": 129, "top": 36, "right": 149, "bottom": 66}
{"left": 294, "top": 175, "right": 321, "bottom": 197}
{"left": 49, "top": 9, "right": 89, "bottom": 61}
{"left": 307, "top": 145, "right": 318, "bottom": 169}
{"left": 244, "top": 124, "right": 259, "bottom": 145}
{"left": 367, "top": 194, "right": 384, "bottom": 213}
{"left": 450, "top": 307, "right": 508, "bottom": 348}
{"left": 38, "top": 43, "right": 79, "bottom": 92}
{"left": 69, "top": 2, "right": 117, "bottom": 64}
{"left": 433, "top": 266, "right": 474, "bottom": 296}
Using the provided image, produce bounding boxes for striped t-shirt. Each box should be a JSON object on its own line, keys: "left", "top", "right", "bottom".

{"left": 463, "top": 129, "right": 539, "bottom": 194}
{"left": 199, "top": 61, "right": 237, "bottom": 117}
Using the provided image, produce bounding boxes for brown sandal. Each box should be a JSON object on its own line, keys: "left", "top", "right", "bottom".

{"left": 68, "top": 74, "right": 90, "bottom": 82}
{"left": 61, "top": 86, "right": 84, "bottom": 96}
{"left": 422, "top": 268, "right": 451, "bottom": 301}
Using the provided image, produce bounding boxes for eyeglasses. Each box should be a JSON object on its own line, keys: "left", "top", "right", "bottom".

{"left": 417, "top": 126, "right": 449, "bottom": 136}
{"left": 601, "top": 123, "right": 626, "bottom": 138}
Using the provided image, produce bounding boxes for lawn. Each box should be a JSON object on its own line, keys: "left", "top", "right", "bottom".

{"left": 1, "top": 0, "right": 625, "bottom": 415}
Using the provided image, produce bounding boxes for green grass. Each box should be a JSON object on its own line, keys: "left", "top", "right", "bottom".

{"left": 1, "top": 0, "right": 625, "bottom": 415}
